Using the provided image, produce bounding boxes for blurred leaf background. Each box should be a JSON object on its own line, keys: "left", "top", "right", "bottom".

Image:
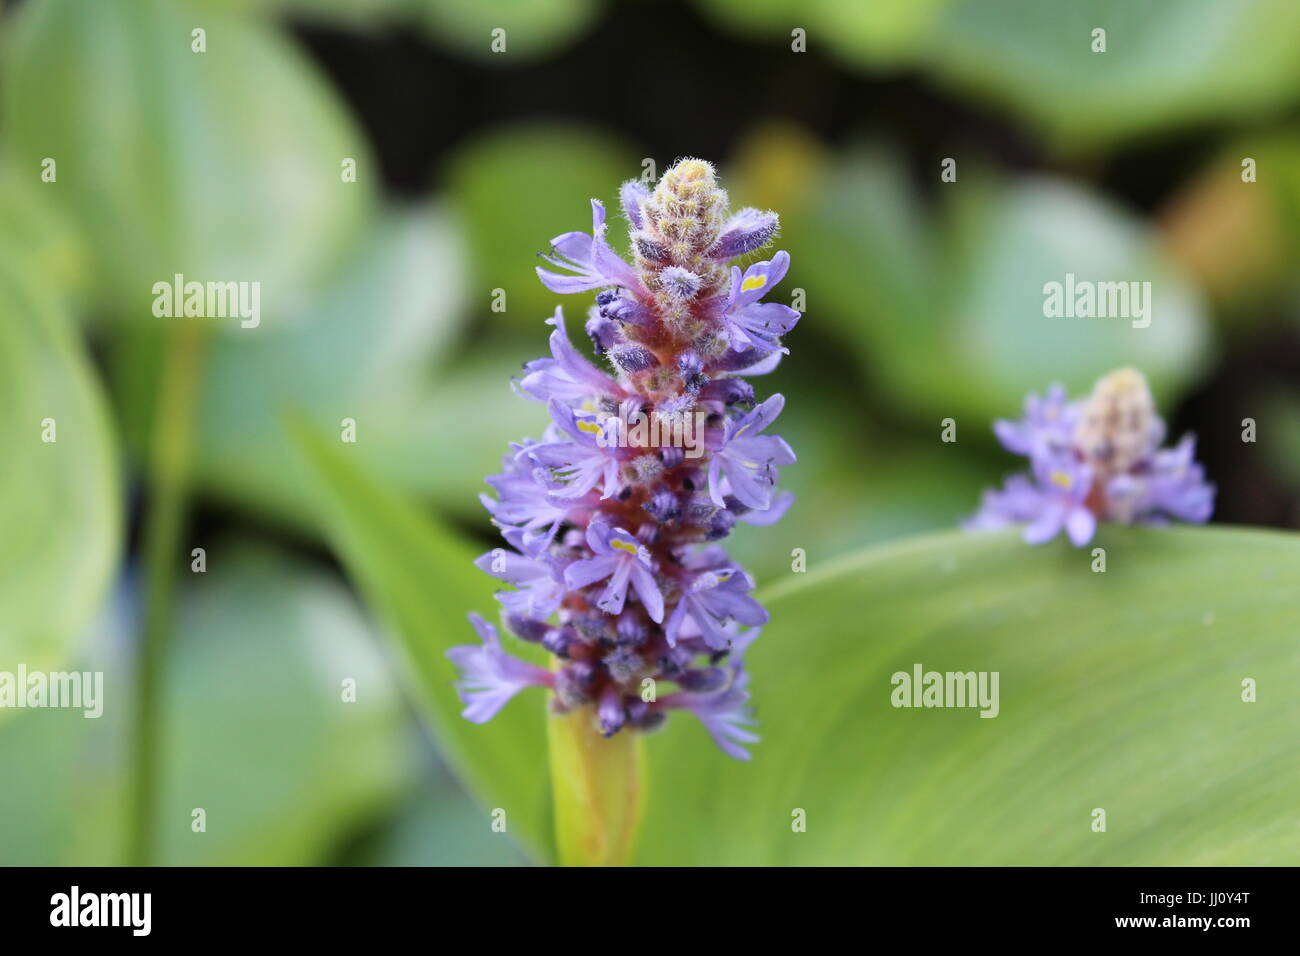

{"left": 1, "top": 0, "right": 1297, "bottom": 865}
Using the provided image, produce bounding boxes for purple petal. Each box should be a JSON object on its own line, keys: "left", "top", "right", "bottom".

{"left": 620, "top": 180, "right": 649, "bottom": 229}
{"left": 710, "top": 208, "right": 779, "bottom": 260}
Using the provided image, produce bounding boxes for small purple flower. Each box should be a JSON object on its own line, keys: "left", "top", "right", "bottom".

{"left": 480, "top": 441, "right": 573, "bottom": 546}
{"left": 707, "top": 394, "right": 797, "bottom": 510}
{"left": 526, "top": 400, "right": 623, "bottom": 499}
{"left": 619, "top": 179, "right": 650, "bottom": 229}
{"left": 564, "top": 522, "right": 665, "bottom": 622}
{"left": 1021, "top": 452, "right": 1097, "bottom": 546}
{"left": 448, "top": 614, "right": 553, "bottom": 723}
{"left": 536, "top": 200, "right": 644, "bottom": 296}
{"left": 967, "top": 368, "right": 1214, "bottom": 546}
{"left": 992, "top": 382, "right": 1076, "bottom": 459}
{"left": 721, "top": 251, "right": 800, "bottom": 353}
{"left": 1105, "top": 434, "right": 1214, "bottom": 526}
{"left": 666, "top": 563, "right": 768, "bottom": 649}
{"left": 662, "top": 668, "right": 759, "bottom": 761}
{"left": 452, "top": 158, "right": 798, "bottom": 759}
{"left": 520, "top": 308, "right": 628, "bottom": 405}
{"left": 475, "top": 535, "right": 568, "bottom": 619}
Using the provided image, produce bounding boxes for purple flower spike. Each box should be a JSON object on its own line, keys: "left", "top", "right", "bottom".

{"left": 966, "top": 368, "right": 1215, "bottom": 547}
{"left": 450, "top": 158, "right": 798, "bottom": 759}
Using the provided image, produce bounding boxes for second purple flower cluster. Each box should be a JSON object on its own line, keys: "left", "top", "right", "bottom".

{"left": 968, "top": 368, "right": 1215, "bottom": 546}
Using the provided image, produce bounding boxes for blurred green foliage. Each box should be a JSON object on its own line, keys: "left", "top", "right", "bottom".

{"left": 700, "top": 0, "right": 1300, "bottom": 150}
{"left": 4, "top": 0, "right": 375, "bottom": 322}
{"left": 0, "top": 545, "right": 408, "bottom": 865}
{"left": 0, "top": 255, "right": 119, "bottom": 683}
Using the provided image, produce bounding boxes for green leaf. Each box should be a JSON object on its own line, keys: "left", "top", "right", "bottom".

{"left": 797, "top": 149, "right": 1211, "bottom": 422}
{"left": 695, "top": 0, "right": 951, "bottom": 65}
{"left": 0, "top": 544, "right": 409, "bottom": 865}
{"left": 446, "top": 124, "right": 637, "bottom": 328}
{"left": 2, "top": 0, "right": 374, "bottom": 321}
{"left": 416, "top": 0, "right": 603, "bottom": 63}
{"left": 936, "top": 176, "right": 1210, "bottom": 419}
{"left": 109, "top": 204, "right": 472, "bottom": 529}
{"left": 382, "top": 345, "right": 549, "bottom": 519}
{"left": 698, "top": 0, "right": 1300, "bottom": 148}
{"left": 0, "top": 257, "right": 120, "bottom": 681}
{"left": 288, "top": 419, "right": 554, "bottom": 862}
{"left": 259, "top": 0, "right": 410, "bottom": 30}
{"left": 353, "top": 774, "right": 533, "bottom": 866}
{"left": 637, "top": 525, "right": 1300, "bottom": 865}
{"left": 155, "top": 544, "right": 410, "bottom": 864}
{"left": 0, "top": 156, "right": 89, "bottom": 305}
{"left": 920, "top": 0, "right": 1300, "bottom": 150}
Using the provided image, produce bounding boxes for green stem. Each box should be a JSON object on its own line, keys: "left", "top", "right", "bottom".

{"left": 547, "top": 702, "right": 646, "bottom": 866}
{"left": 127, "top": 319, "right": 207, "bottom": 866}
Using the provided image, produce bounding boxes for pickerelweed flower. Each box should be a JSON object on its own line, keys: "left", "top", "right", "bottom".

{"left": 966, "top": 368, "right": 1215, "bottom": 546}
{"left": 448, "top": 158, "right": 799, "bottom": 759}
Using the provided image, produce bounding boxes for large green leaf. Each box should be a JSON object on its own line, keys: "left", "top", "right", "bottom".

{"left": 374, "top": 345, "right": 549, "bottom": 520}
{"left": 109, "top": 204, "right": 472, "bottom": 529}
{"left": 921, "top": 0, "right": 1300, "bottom": 151}
{"left": 0, "top": 257, "right": 120, "bottom": 680}
{"left": 637, "top": 525, "right": 1300, "bottom": 865}
{"left": 353, "top": 771, "right": 532, "bottom": 867}
{"left": 446, "top": 124, "right": 637, "bottom": 328}
{"left": 289, "top": 421, "right": 554, "bottom": 862}
{"left": 416, "top": 0, "right": 604, "bottom": 63}
{"left": 291, "top": 401, "right": 1300, "bottom": 865}
{"left": 0, "top": 544, "right": 409, "bottom": 865}
{"left": 2, "top": 0, "right": 374, "bottom": 321}
{"left": 261, "top": 0, "right": 602, "bottom": 58}
{"left": 695, "top": 0, "right": 951, "bottom": 65}
{"left": 795, "top": 148, "right": 1210, "bottom": 423}
{"left": 696, "top": 0, "right": 1300, "bottom": 149}
{"left": 155, "top": 544, "right": 410, "bottom": 864}
{"left": 0, "top": 156, "right": 88, "bottom": 304}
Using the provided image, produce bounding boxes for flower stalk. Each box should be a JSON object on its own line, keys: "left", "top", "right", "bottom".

{"left": 127, "top": 317, "right": 209, "bottom": 865}
{"left": 446, "top": 158, "right": 799, "bottom": 861}
{"left": 547, "top": 701, "right": 646, "bottom": 866}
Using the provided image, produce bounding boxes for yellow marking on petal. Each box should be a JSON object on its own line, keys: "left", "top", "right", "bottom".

{"left": 1050, "top": 470, "right": 1073, "bottom": 489}
{"left": 732, "top": 423, "right": 752, "bottom": 440}
{"left": 741, "top": 275, "right": 767, "bottom": 293}
{"left": 576, "top": 419, "right": 603, "bottom": 435}
{"left": 611, "top": 539, "right": 640, "bottom": 556}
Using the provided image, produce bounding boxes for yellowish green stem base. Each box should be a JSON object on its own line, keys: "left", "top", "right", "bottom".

{"left": 547, "top": 704, "right": 646, "bottom": 867}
